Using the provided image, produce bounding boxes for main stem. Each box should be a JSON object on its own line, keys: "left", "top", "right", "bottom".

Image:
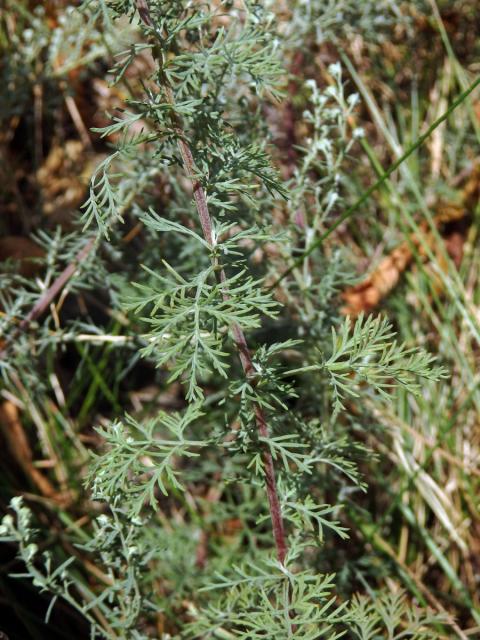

{"left": 136, "top": 0, "right": 287, "bottom": 565}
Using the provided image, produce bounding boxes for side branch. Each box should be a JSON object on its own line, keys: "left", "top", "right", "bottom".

{"left": 0, "top": 238, "right": 95, "bottom": 362}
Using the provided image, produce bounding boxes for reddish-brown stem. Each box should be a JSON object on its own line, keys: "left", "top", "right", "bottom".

{"left": 136, "top": 1, "right": 288, "bottom": 565}
{"left": 0, "top": 238, "right": 95, "bottom": 362}
{"left": 20, "top": 238, "right": 96, "bottom": 334}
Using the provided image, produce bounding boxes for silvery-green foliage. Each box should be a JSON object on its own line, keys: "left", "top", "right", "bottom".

{"left": 323, "top": 314, "right": 448, "bottom": 415}
{"left": 272, "top": 64, "right": 362, "bottom": 335}
{"left": 89, "top": 403, "right": 208, "bottom": 513}
{"left": 278, "top": 0, "right": 408, "bottom": 47}
{"left": 123, "top": 258, "right": 278, "bottom": 400}
{"left": 0, "top": 0, "right": 130, "bottom": 121}
{"left": 287, "top": 314, "right": 447, "bottom": 417}
{"left": 0, "top": 497, "right": 150, "bottom": 639}
{"left": 188, "top": 551, "right": 347, "bottom": 639}
{"left": 286, "top": 66, "right": 363, "bottom": 280}
{"left": 348, "top": 590, "right": 446, "bottom": 639}
{"left": 295, "top": 67, "right": 361, "bottom": 226}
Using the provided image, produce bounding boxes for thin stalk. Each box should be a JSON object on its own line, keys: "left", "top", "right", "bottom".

{"left": 135, "top": 0, "right": 288, "bottom": 565}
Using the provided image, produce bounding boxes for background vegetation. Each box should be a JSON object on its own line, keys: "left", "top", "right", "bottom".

{"left": 0, "top": 1, "right": 479, "bottom": 638}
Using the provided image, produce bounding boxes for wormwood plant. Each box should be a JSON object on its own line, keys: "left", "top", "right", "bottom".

{"left": 0, "top": 1, "right": 452, "bottom": 638}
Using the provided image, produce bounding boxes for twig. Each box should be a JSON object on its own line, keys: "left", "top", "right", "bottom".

{"left": 63, "top": 88, "right": 94, "bottom": 150}
{"left": 21, "top": 239, "right": 96, "bottom": 334}
{"left": 135, "top": 0, "right": 288, "bottom": 565}
{"left": 0, "top": 237, "right": 96, "bottom": 362}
